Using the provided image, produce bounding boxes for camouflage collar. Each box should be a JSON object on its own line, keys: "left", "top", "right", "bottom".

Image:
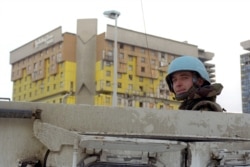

{"left": 187, "top": 83, "right": 223, "bottom": 100}
{"left": 175, "top": 83, "right": 223, "bottom": 101}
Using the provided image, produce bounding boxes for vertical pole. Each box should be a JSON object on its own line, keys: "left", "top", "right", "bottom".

{"left": 72, "top": 138, "right": 79, "bottom": 167}
{"left": 112, "top": 16, "right": 118, "bottom": 107}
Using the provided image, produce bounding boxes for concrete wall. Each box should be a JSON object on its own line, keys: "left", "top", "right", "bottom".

{"left": 1, "top": 101, "right": 250, "bottom": 166}
{"left": 0, "top": 118, "right": 45, "bottom": 166}
{"left": 76, "top": 19, "right": 97, "bottom": 105}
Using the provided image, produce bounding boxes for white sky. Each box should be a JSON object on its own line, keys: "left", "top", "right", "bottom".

{"left": 1, "top": 0, "right": 249, "bottom": 113}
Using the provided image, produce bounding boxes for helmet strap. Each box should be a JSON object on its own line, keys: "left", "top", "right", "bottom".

{"left": 192, "top": 73, "right": 204, "bottom": 88}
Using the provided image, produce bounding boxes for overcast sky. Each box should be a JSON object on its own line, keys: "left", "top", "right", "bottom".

{"left": 1, "top": 0, "right": 249, "bottom": 113}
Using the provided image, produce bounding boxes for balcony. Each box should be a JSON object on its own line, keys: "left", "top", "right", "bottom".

{"left": 103, "top": 55, "right": 113, "bottom": 62}
{"left": 159, "top": 83, "right": 168, "bottom": 90}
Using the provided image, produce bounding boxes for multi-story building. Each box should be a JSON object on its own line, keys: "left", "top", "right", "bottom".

{"left": 10, "top": 19, "right": 215, "bottom": 110}
{"left": 240, "top": 40, "right": 250, "bottom": 113}
{"left": 10, "top": 28, "right": 77, "bottom": 104}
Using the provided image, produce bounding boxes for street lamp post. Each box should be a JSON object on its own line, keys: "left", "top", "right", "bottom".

{"left": 103, "top": 10, "right": 120, "bottom": 107}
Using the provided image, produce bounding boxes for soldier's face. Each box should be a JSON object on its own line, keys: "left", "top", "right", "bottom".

{"left": 171, "top": 71, "right": 194, "bottom": 95}
{"left": 171, "top": 71, "right": 204, "bottom": 95}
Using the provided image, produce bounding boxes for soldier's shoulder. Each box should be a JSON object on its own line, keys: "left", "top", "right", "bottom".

{"left": 192, "top": 100, "right": 223, "bottom": 112}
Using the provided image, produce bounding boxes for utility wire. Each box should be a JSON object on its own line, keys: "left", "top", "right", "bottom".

{"left": 140, "top": 0, "right": 155, "bottom": 92}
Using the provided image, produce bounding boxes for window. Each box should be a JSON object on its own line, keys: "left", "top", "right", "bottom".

{"left": 151, "top": 59, "right": 156, "bottom": 65}
{"left": 60, "top": 81, "right": 64, "bottom": 88}
{"left": 128, "top": 65, "right": 133, "bottom": 71}
{"left": 119, "top": 53, "right": 124, "bottom": 59}
{"left": 70, "top": 82, "right": 74, "bottom": 91}
{"left": 50, "top": 64, "right": 55, "bottom": 72}
{"left": 57, "top": 53, "right": 62, "bottom": 62}
{"left": 107, "top": 50, "right": 113, "bottom": 58}
{"left": 141, "top": 57, "right": 145, "bottom": 63}
{"left": 119, "top": 43, "right": 124, "bottom": 49}
{"left": 106, "top": 71, "right": 111, "bottom": 76}
{"left": 139, "top": 102, "right": 143, "bottom": 108}
{"left": 128, "top": 75, "right": 133, "bottom": 80}
{"left": 106, "top": 81, "right": 111, "bottom": 86}
{"left": 104, "top": 61, "right": 111, "bottom": 67}
{"left": 128, "top": 55, "right": 133, "bottom": 61}
{"left": 128, "top": 100, "right": 133, "bottom": 107}
{"left": 28, "top": 65, "right": 32, "bottom": 72}
{"left": 150, "top": 88, "right": 154, "bottom": 93}
{"left": 139, "top": 86, "right": 143, "bottom": 91}
{"left": 149, "top": 103, "right": 154, "bottom": 108}
{"left": 52, "top": 55, "right": 56, "bottom": 62}
{"left": 130, "top": 46, "right": 135, "bottom": 51}
{"left": 118, "top": 82, "right": 122, "bottom": 88}
{"left": 108, "top": 41, "right": 113, "bottom": 48}
{"left": 34, "top": 63, "right": 38, "bottom": 70}
{"left": 106, "top": 96, "right": 111, "bottom": 104}
{"left": 141, "top": 67, "right": 145, "bottom": 72}
{"left": 161, "top": 52, "right": 165, "bottom": 59}
{"left": 118, "top": 98, "right": 122, "bottom": 105}
{"left": 41, "top": 86, "right": 44, "bottom": 93}
{"left": 60, "top": 72, "right": 64, "bottom": 78}
{"left": 128, "top": 84, "right": 133, "bottom": 90}
{"left": 151, "top": 50, "right": 157, "bottom": 56}
{"left": 141, "top": 48, "right": 145, "bottom": 54}
{"left": 139, "top": 77, "right": 143, "bottom": 82}
{"left": 160, "top": 89, "right": 165, "bottom": 95}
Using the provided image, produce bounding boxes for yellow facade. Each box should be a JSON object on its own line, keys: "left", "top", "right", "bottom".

{"left": 13, "top": 61, "right": 76, "bottom": 104}
{"left": 95, "top": 40, "right": 178, "bottom": 109}
{"left": 11, "top": 31, "right": 77, "bottom": 105}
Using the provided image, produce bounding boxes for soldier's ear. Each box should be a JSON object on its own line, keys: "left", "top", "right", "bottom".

{"left": 197, "top": 78, "right": 204, "bottom": 86}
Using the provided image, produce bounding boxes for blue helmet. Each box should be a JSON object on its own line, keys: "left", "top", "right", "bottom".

{"left": 166, "top": 55, "right": 210, "bottom": 92}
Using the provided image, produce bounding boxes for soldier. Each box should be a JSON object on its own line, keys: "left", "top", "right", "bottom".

{"left": 165, "top": 55, "right": 224, "bottom": 112}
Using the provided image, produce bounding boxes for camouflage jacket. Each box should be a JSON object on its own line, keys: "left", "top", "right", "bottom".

{"left": 179, "top": 83, "right": 224, "bottom": 112}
